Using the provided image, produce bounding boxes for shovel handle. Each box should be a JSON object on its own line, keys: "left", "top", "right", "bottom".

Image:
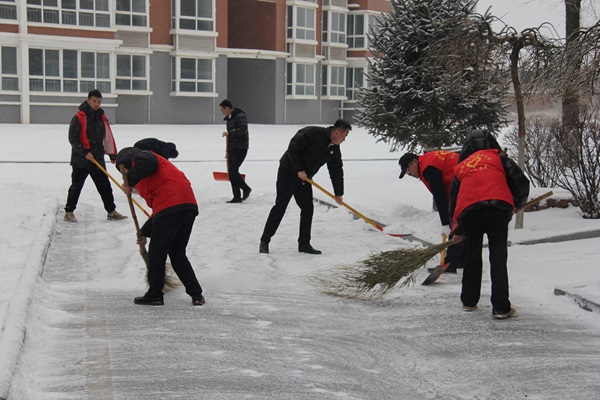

{"left": 305, "top": 178, "right": 385, "bottom": 232}
{"left": 91, "top": 158, "right": 151, "bottom": 218}
{"left": 516, "top": 190, "right": 553, "bottom": 212}
{"left": 440, "top": 233, "right": 447, "bottom": 264}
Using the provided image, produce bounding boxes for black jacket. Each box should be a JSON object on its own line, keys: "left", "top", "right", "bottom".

{"left": 224, "top": 108, "right": 249, "bottom": 150}
{"left": 422, "top": 166, "right": 451, "bottom": 226}
{"left": 279, "top": 126, "right": 344, "bottom": 196}
{"left": 68, "top": 101, "right": 111, "bottom": 169}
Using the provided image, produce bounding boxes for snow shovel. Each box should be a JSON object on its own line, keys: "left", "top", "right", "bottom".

{"left": 119, "top": 166, "right": 180, "bottom": 289}
{"left": 421, "top": 233, "right": 450, "bottom": 285}
{"left": 305, "top": 178, "right": 408, "bottom": 237}
{"left": 213, "top": 134, "right": 246, "bottom": 181}
{"left": 91, "top": 158, "right": 151, "bottom": 218}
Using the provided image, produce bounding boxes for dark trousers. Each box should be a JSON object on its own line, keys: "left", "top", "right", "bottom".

{"left": 146, "top": 210, "right": 202, "bottom": 298}
{"left": 227, "top": 149, "right": 250, "bottom": 199}
{"left": 65, "top": 166, "right": 116, "bottom": 213}
{"left": 445, "top": 238, "right": 464, "bottom": 270}
{"left": 460, "top": 207, "right": 512, "bottom": 313}
{"left": 261, "top": 168, "right": 314, "bottom": 245}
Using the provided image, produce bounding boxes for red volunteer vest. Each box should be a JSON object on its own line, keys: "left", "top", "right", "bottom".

{"left": 418, "top": 150, "right": 458, "bottom": 195}
{"left": 77, "top": 111, "right": 117, "bottom": 156}
{"left": 134, "top": 153, "right": 197, "bottom": 215}
{"left": 451, "top": 149, "right": 514, "bottom": 229}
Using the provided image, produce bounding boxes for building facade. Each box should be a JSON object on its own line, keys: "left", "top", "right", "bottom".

{"left": 0, "top": 0, "right": 389, "bottom": 124}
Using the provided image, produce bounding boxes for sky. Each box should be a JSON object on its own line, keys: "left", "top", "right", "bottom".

{"left": 0, "top": 124, "right": 599, "bottom": 398}
{"left": 476, "top": 0, "right": 599, "bottom": 36}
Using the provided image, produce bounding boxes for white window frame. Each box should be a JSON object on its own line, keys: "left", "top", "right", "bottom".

{"left": 25, "top": 0, "right": 111, "bottom": 28}
{"left": 170, "top": 55, "right": 216, "bottom": 97}
{"left": 286, "top": 62, "right": 316, "bottom": 98}
{"left": 345, "top": 66, "right": 365, "bottom": 101}
{"left": 0, "top": 45, "right": 18, "bottom": 91}
{"left": 172, "top": 0, "right": 214, "bottom": 32}
{"left": 116, "top": 53, "right": 150, "bottom": 93}
{"left": 115, "top": 0, "right": 148, "bottom": 28}
{"left": 0, "top": 0, "right": 17, "bottom": 21}
{"left": 287, "top": 5, "right": 316, "bottom": 41}
{"left": 28, "top": 48, "right": 111, "bottom": 94}
{"left": 322, "top": 10, "right": 346, "bottom": 45}
{"left": 322, "top": 64, "right": 345, "bottom": 99}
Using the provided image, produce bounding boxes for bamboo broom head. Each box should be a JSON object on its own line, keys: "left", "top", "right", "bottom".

{"left": 312, "top": 241, "right": 453, "bottom": 299}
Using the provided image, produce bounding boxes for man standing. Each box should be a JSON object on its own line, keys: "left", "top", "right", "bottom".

{"left": 116, "top": 147, "right": 205, "bottom": 306}
{"left": 64, "top": 89, "right": 127, "bottom": 223}
{"left": 449, "top": 149, "right": 529, "bottom": 319}
{"left": 398, "top": 150, "right": 462, "bottom": 273}
{"left": 219, "top": 99, "right": 252, "bottom": 203}
{"left": 259, "top": 119, "right": 352, "bottom": 255}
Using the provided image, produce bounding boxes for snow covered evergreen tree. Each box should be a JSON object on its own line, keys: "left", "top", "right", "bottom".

{"left": 356, "top": 0, "right": 508, "bottom": 151}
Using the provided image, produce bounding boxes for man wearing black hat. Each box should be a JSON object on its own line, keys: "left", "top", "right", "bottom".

{"left": 399, "top": 150, "right": 463, "bottom": 273}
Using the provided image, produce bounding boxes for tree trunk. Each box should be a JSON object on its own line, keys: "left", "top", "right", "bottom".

{"left": 509, "top": 38, "right": 526, "bottom": 229}
{"left": 562, "top": 0, "right": 581, "bottom": 132}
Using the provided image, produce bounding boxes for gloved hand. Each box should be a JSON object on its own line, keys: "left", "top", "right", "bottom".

{"left": 441, "top": 225, "right": 451, "bottom": 236}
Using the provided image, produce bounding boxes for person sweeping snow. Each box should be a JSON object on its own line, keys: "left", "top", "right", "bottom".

{"left": 116, "top": 147, "right": 205, "bottom": 306}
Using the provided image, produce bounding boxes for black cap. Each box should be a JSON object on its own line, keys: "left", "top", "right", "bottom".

{"left": 115, "top": 147, "right": 141, "bottom": 171}
{"left": 398, "top": 153, "right": 418, "bottom": 179}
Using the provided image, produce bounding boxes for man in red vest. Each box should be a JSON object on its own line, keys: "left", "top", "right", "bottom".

{"left": 64, "top": 89, "right": 127, "bottom": 223}
{"left": 399, "top": 150, "right": 462, "bottom": 273}
{"left": 116, "top": 147, "right": 205, "bottom": 306}
{"left": 449, "top": 149, "right": 529, "bottom": 319}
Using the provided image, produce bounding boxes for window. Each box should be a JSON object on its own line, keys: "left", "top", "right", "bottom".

{"left": 174, "top": 0, "right": 213, "bottom": 31}
{"left": 345, "top": 67, "right": 365, "bottom": 101}
{"left": 116, "top": 54, "right": 148, "bottom": 91}
{"left": 29, "top": 48, "right": 111, "bottom": 93}
{"left": 1, "top": 46, "right": 18, "bottom": 91}
{"left": 322, "top": 65, "right": 345, "bottom": 97}
{"left": 287, "top": 6, "right": 315, "bottom": 41}
{"left": 171, "top": 57, "right": 214, "bottom": 94}
{"left": 116, "top": 0, "right": 147, "bottom": 27}
{"left": 322, "top": 11, "right": 346, "bottom": 44}
{"left": 347, "top": 14, "right": 379, "bottom": 49}
{"left": 287, "top": 62, "right": 315, "bottom": 97}
{"left": 26, "top": 0, "right": 110, "bottom": 27}
{"left": 0, "top": 0, "right": 17, "bottom": 20}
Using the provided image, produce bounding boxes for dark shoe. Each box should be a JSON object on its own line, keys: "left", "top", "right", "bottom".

{"left": 298, "top": 244, "right": 322, "bottom": 254}
{"left": 134, "top": 295, "right": 164, "bottom": 306}
{"left": 492, "top": 307, "right": 517, "bottom": 319}
{"left": 463, "top": 305, "right": 478, "bottom": 312}
{"left": 192, "top": 294, "right": 205, "bottom": 306}
{"left": 242, "top": 188, "right": 252, "bottom": 201}
{"left": 259, "top": 241, "right": 269, "bottom": 254}
{"left": 226, "top": 198, "right": 242, "bottom": 203}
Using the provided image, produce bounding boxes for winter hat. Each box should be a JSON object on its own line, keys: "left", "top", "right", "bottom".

{"left": 115, "top": 147, "right": 141, "bottom": 171}
{"left": 398, "top": 152, "right": 418, "bottom": 179}
{"left": 166, "top": 142, "right": 179, "bottom": 159}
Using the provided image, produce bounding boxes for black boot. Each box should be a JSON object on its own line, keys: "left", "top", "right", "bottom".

{"left": 298, "top": 243, "right": 321, "bottom": 254}
{"left": 226, "top": 197, "right": 242, "bottom": 203}
{"left": 134, "top": 295, "right": 164, "bottom": 306}
{"left": 192, "top": 294, "right": 205, "bottom": 306}
{"left": 242, "top": 187, "right": 252, "bottom": 201}
{"left": 259, "top": 240, "right": 269, "bottom": 254}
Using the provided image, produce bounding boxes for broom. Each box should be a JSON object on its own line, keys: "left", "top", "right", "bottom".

{"left": 313, "top": 241, "right": 453, "bottom": 299}
{"left": 119, "top": 166, "right": 180, "bottom": 290}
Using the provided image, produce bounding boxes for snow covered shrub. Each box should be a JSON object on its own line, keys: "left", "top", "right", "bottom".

{"left": 506, "top": 108, "right": 600, "bottom": 218}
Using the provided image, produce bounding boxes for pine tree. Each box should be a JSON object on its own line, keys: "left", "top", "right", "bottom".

{"left": 356, "top": 0, "right": 508, "bottom": 151}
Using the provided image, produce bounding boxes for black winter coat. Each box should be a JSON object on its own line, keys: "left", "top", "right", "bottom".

{"left": 279, "top": 126, "right": 344, "bottom": 196}
{"left": 68, "top": 101, "right": 110, "bottom": 169}
{"left": 224, "top": 108, "right": 249, "bottom": 150}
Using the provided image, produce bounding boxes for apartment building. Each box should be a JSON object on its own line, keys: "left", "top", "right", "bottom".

{"left": 0, "top": 0, "right": 389, "bottom": 124}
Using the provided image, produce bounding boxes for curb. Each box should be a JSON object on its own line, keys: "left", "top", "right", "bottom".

{"left": 0, "top": 200, "right": 59, "bottom": 399}
{"left": 554, "top": 286, "right": 600, "bottom": 314}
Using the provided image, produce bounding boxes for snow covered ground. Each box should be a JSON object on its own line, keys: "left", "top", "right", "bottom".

{"left": 0, "top": 123, "right": 599, "bottom": 399}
